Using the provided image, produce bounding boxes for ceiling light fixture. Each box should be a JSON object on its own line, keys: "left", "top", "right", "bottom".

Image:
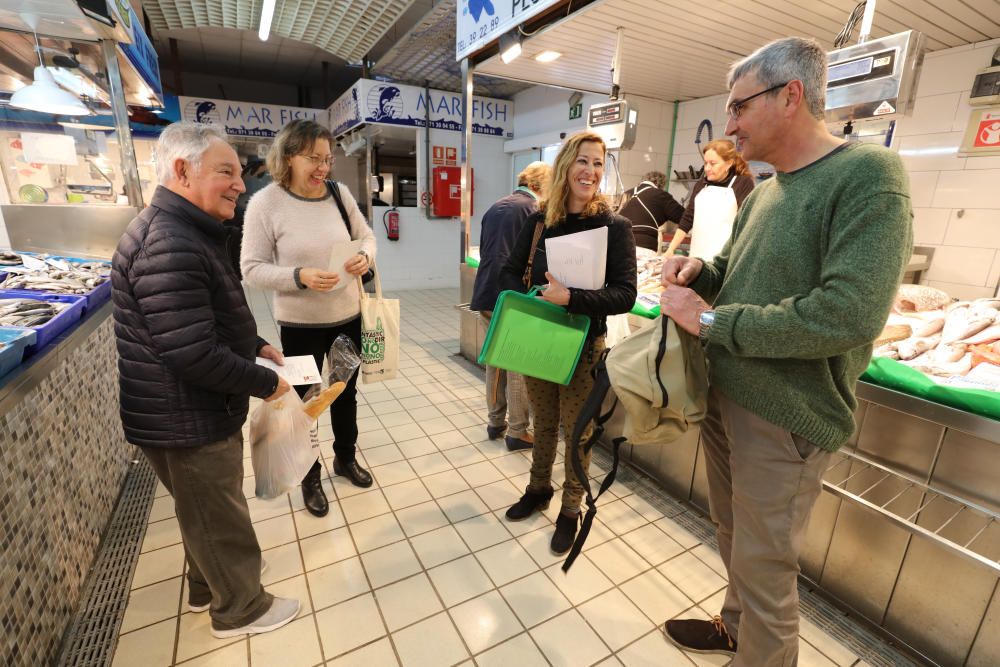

{"left": 535, "top": 51, "right": 561, "bottom": 63}
{"left": 499, "top": 30, "right": 522, "bottom": 64}
{"left": 259, "top": 0, "right": 276, "bottom": 41}
{"left": 9, "top": 20, "right": 89, "bottom": 116}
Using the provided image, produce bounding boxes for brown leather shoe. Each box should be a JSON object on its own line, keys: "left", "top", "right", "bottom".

{"left": 663, "top": 616, "right": 737, "bottom": 656}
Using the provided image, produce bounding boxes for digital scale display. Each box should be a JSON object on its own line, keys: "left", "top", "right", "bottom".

{"left": 589, "top": 102, "right": 624, "bottom": 127}
{"left": 828, "top": 56, "right": 874, "bottom": 83}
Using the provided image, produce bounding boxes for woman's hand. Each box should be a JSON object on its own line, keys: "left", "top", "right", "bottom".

{"left": 344, "top": 253, "right": 369, "bottom": 277}
{"left": 300, "top": 267, "right": 340, "bottom": 291}
{"left": 540, "top": 272, "right": 571, "bottom": 306}
{"left": 258, "top": 344, "right": 284, "bottom": 365}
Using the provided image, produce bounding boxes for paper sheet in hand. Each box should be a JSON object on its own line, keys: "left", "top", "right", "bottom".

{"left": 544, "top": 226, "right": 608, "bottom": 289}
{"left": 326, "top": 240, "right": 364, "bottom": 291}
{"left": 256, "top": 355, "right": 322, "bottom": 385}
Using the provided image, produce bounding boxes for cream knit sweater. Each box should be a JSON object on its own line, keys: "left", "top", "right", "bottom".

{"left": 241, "top": 182, "right": 377, "bottom": 327}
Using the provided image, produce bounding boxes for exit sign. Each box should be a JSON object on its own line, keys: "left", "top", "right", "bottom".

{"left": 569, "top": 103, "right": 583, "bottom": 120}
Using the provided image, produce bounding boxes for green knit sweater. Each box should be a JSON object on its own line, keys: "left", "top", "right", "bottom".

{"left": 692, "top": 142, "right": 913, "bottom": 451}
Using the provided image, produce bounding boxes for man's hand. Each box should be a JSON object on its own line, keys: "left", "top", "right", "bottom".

{"left": 660, "top": 284, "right": 710, "bottom": 336}
{"left": 300, "top": 267, "right": 340, "bottom": 291}
{"left": 264, "top": 376, "right": 292, "bottom": 402}
{"left": 344, "top": 253, "right": 370, "bottom": 277}
{"left": 258, "top": 344, "right": 284, "bottom": 365}
{"left": 540, "top": 272, "right": 570, "bottom": 306}
{"left": 661, "top": 256, "right": 704, "bottom": 287}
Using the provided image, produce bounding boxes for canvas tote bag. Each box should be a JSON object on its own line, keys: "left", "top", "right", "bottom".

{"left": 358, "top": 263, "right": 400, "bottom": 384}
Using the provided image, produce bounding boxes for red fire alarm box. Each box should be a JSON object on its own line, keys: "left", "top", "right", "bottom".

{"left": 432, "top": 166, "right": 473, "bottom": 217}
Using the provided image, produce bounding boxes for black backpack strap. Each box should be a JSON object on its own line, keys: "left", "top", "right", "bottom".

{"left": 562, "top": 349, "right": 622, "bottom": 572}
{"left": 655, "top": 316, "right": 670, "bottom": 407}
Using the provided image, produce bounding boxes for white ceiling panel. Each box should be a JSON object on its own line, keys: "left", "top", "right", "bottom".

{"left": 476, "top": 0, "right": 1000, "bottom": 102}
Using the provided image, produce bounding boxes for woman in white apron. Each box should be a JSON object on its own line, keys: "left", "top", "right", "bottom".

{"left": 665, "top": 139, "right": 755, "bottom": 260}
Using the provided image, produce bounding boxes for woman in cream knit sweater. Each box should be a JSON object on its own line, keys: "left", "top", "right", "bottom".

{"left": 242, "top": 120, "right": 377, "bottom": 517}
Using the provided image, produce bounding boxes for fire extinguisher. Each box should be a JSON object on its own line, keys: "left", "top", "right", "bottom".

{"left": 383, "top": 207, "right": 400, "bottom": 241}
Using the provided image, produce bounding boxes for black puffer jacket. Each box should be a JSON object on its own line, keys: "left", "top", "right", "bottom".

{"left": 500, "top": 208, "right": 637, "bottom": 341}
{"left": 112, "top": 186, "right": 279, "bottom": 448}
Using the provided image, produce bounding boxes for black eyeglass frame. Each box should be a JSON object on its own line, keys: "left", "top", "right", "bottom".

{"left": 726, "top": 81, "right": 790, "bottom": 119}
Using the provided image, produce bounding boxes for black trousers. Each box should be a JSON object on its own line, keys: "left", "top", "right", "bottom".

{"left": 280, "top": 316, "right": 362, "bottom": 464}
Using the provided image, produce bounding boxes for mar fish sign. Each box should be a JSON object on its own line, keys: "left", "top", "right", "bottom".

{"left": 456, "top": 0, "right": 563, "bottom": 60}
{"left": 180, "top": 96, "right": 323, "bottom": 138}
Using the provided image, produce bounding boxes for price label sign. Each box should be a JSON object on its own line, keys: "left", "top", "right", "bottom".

{"left": 456, "top": 0, "right": 563, "bottom": 61}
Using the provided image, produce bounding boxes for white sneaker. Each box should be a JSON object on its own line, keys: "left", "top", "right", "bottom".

{"left": 188, "top": 560, "right": 269, "bottom": 612}
{"left": 210, "top": 596, "right": 300, "bottom": 638}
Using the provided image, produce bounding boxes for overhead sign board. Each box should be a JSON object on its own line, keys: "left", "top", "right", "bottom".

{"left": 180, "top": 96, "right": 323, "bottom": 138}
{"left": 328, "top": 80, "right": 513, "bottom": 139}
{"left": 455, "top": 0, "right": 563, "bottom": 61}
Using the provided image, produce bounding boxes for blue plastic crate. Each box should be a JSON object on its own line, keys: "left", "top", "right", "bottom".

{"left": 0, "top": 270, "right": 111, "bottom": 313}
{"left": 0, "top": 328, "right": 36, "bottom": 378}
{"left": 0, "top": 291, "right": 86, "bottom": 354}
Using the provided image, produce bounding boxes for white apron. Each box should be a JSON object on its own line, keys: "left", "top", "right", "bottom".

{"left": 688, "top": 175, "right": 738, "bottom": 261}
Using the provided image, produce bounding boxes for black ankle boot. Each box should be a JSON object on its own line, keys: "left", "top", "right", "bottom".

{"left": 551, "top": 511, "right": 580, "bottom": 555}
{"left": 301, "top": 462, "right": 329, "bottom": 517}
{"left": 333, "top": 457, "right": 373, "bottom": 488}
{"left": 505, "top": 486, "right": 554, "bottom": 521}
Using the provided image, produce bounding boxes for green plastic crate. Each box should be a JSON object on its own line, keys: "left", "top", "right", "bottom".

{"left": 478, "top": 288, "right": 591, "bottom": 385}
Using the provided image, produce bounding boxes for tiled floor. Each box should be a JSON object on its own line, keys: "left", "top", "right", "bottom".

{"left": 111, "top": 288, "right": 888, "bottom": 667}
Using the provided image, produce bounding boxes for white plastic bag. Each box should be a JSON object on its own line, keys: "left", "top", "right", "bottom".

{"left": 249, "top": 391, "right": 316, "bottom": 499}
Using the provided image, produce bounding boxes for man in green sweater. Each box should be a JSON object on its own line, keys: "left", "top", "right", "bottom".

{"left": 659, "top": 37, "right": 912, "bottom": 665}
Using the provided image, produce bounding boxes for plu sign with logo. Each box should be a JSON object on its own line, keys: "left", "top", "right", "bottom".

{"left": 455, "top": 0, "right": 564, "bottom": 60}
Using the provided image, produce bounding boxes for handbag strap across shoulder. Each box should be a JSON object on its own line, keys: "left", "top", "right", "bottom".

{"left": 325, "top": 180, "right": 353, "bottom": 238}
{"left": 522, "top": 221, "right": 545, "bottom": 289}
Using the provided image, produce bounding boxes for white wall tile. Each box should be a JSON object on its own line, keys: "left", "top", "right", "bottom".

{"left": 908, "top": 171, "right": 940, "bottom": 208}
{"left": 962, "top": 153, "right": 1000, "bottom": 170}
{"left": 924, "top": 246, "right": 996, "bottom": 286}
{"left": 943, "top": 209, "right": 1000, "bottom": 249}
{"left": 912, "top": 208, "right": 950, "bottom": 245}
{"left": 988, "top": 254, "right": 1000, "bottom": 294}
{"left": 915, "top": 48, "right": 995, "bottom": 97}
{"left": 932, "top": 170, "right": 1000, "bottom": 208}
{"left": 952, "top": 93, "right": 977, "bottom": 133}
{"left": 925, "top": 280, "right": 997, "bottom": 300}
{"left": 896, "top": 132, "right": 967, "bottom": 172}
{"left": 895, "top": 93, "right": 961, "bottom": 137}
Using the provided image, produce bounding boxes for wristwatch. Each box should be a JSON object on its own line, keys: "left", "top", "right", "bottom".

{"left": 357, "top": 250, "right": 369, "bottom": 262}
{"left": 698, "top": 310, "right": 716, "bottom": 341}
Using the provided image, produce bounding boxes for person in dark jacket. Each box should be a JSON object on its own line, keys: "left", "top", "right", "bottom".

{"left": 617, "top": 170, "right": 685, "bottom": 251}
{"left": 470, "top": 161, "right": 551, "bottom": 451}
{"left": 499, "top": 131, "right": 637, "bottom": 554}
{"left": 111, "top": 122, "right": 298, "bottom": 639}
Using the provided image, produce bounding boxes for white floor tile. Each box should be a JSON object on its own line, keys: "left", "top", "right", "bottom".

{"left": 422, "top": 469, "right": 471, "bottom": 499}
{"left": 339, "top": 490, "right": 391, "bottom": 523}
{"left": 620, "top": 569, "right": 694, "bottom": 625}
{"left": 349, "top": 513, "right": 405, "bottom": 553}
{"left": 449, "top": 590, "right": 523, "bottom": 654}
{"left": 131, "top": 543, "right": 185, "bottom": 590}
{"left": 382, "top": 479, "right": 433, "bottom": 511}
{"left": 428, "top": 554, "right": 494, "bottom": 607}
{"left": 578, "top": 588, "right": 655, "bottom": 651}
{"left": 622, "top": 493, "right": 666, "bottom": 522}
{"left": 473, "top": 633, "right": 548, "bottom": 667}
{"left": 654, "top": 516, "right": 702, "bottom": 549}
{"left": 378, "top": 411, "right": 415, "bottom": 429}
{"left": 120, "top": 576, "right": 182, "bottom": 634}
{"left": 367, "top": 398, "right": 406, "bottom": 414}
{"left": 395, "top": 500, "right": 450, "bottom": 537}
{"left": 252, "top": 513, "right": 298, "bottom": 551}
{"left": 543, "top": 555, "right": 614, "bottom": 606}
{"left": 246, "top": 494, "right": 292, "bottom": 523}
{"left": 265, "top": 574, "right": 313, "bottom": 615}
{"left": 491, "top": 452, "right": 533, "bottom": 478}
{"left": 141, "top": 517, "right": 183, "bottom": 553}
{"left": 408, "top": 451, "right": 453, "bottom": 477}
{"left": 444, "top": 444, "right": 488, "bottom": 467}
{"left": 454, "top": 513, "right": 513, "bottom": 552}
{"left": 530, "top": 610, "right": 611, "bottom": 667}
{"left": 177, "top": 641, "right": 247, "bottom": 666}
{"left": 599, "top": 499, "right": 650, "bottom": 535}
{"left": 299, "top": 526, "right": 355, "bottom": 572}
{"left": 248, "top": 615, "right": 322, "bottom": 667}
{"left": 431, "top": 430, "right": 471, "bottom": 450}
{"left": 499, "top": 571, "right": 573, "bottom": 629}
{"left": 112, "top": 617, "right": 177, "bottom": 667}
{"left": 410, "top": 525, "right": 471, "bottom": 569}
{"left": 148, "top": 495, "right": 176, "bottom": 523}
{"left": 396, "top": 436, "right": 438, "bottom": 459}
{"left": 174, "top": 611, "right": 244, "bottom": 663}
{"left": 585, "top": 538, "right": 651, "bottom": 584}
{"left": 293, "top": 502, "right": 346, "bottom": 538}
{"left": 475, "top": 539, "right": 538, "bottom": 587}
{"left": 516, "top": 527, "right": 565, "bottom": 569}
{"left": 691, "top": 544, "right": 727, "bottom": 578}
{"left": 316, "top": 593, "right": 387, "bottom": 659}
{"left": 374, "top": 572, "right": 444, "bottom": 631}
{"left": 371, "top": 460, "right": 418, "bottom": 487}
{"left": 659, "top": 552, "right": 727, "bottom": 605}
{"left": 392, "top": 612, "right": 469, "bottom": 667}
{"left": 399, "top": 395, "right": 432, "bottom": 410}
{"left": 617, "top": 629, "right": 696, "bottom": 667}
{"left": 360, "top": 540, "right": 422, "bottom": 588}
{"left": 357, "top": 428, "right": 395, "bottom": 449}
{"left": 307, "top": 556, "right": 370, "bottom": 610}
{"left": 326, "top": 637, "right": 399, "bottom": 667}
{"left": 621, "top": 523, "right": 686, "bottom": 567}
{"left": 361, "top": 443, "right": 405, "bottom": 466}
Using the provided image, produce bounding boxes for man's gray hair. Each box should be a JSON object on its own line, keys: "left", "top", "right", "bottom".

{"left": 156, "top": 121, "right": 229, "bottom": 184}
{"left": 728, "top": 37, "right": 828, "bottom": 119}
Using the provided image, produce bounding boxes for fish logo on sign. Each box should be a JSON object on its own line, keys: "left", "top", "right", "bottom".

{"left": 465, "top": 0, "right": 496, "bottom": 23}
{"left": 186, "top": 100, "right": 221, "bottom": 125}
{"left": 367, "top": 86, "right": 404, "bottom": 122}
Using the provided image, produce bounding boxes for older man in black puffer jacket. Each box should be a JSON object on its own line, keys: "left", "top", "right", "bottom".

{"left": 112, "top": 122, "right": 298, "bottom": 639}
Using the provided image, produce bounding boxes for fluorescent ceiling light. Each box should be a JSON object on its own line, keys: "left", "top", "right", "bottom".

{"left": 535, "top": 51, "right": 561, "bottom": 62}
{"left": 499, "top": 30, "right": 522, "bottom": 64}
{"left": 59, "top": 118, "right": 113, "bottom": 131}
{"left": 10, "top": 66, "right": 89, "bottom": 116}
{"left": 259, "top": 0, "right": 276, "bottom": 41}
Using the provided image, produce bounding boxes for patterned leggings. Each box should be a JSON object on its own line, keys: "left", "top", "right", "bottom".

{"left": 524, "top": 337, "right": 606, "bottom": 512}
